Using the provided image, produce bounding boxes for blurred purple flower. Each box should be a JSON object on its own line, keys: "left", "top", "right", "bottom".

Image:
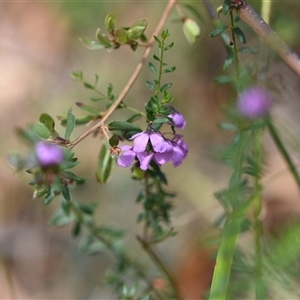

{"left": 168, "top": 107, "right": 186, "bottom": 129}
{"left": 237, "top": 86, "right": 272, "bottom": 119}
{"left": 35, "top": 141, "right": 64, "bottom": 167}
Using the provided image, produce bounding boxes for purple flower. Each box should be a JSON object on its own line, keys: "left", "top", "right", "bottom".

{"left": 35, "top": 141, "right": 64, "bottom": 167}
{"left": 169, "top": 135, "right": 189, "bottom": 167}
{"left": 132, "top": 131, "right": 167, "bottom": 153}
{"left": 168, "top": 108, "right": 186, "bottom": 129}
{"left": 137, "top": 151, "right": 154, "bottom": 170}
{"left": 237, "top": 86, "right": 272, "bottom": 119}
{"left": 117, "top": 145, "right": 136, "bottom": 168}
{"left": 117, "top": 131, "right": 188, "bottom": 171}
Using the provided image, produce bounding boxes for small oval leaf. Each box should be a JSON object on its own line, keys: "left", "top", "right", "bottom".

{"left": 108, "top": 121, "right": 142, "bottom": 132}
{"left": 234, "top": 26, "right": 247, "bottom": 44}
{"left": 209, "top": 25, "right": 228, "bottom": 37}
{"left": 96, "top": 144, "right": 113, "bottom": 184}
{"left": 34, "top": 122, "right": 51, "bottom": 139}
{"left": 65, "top": 108, "right": 76, "bottom": 140}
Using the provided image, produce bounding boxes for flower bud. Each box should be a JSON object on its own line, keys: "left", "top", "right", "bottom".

{"left": 35, "top": 141, "right": 64, "bottom": 167}
{"left": 237, "top": 86, "right": 272, "bottom": 119}
{"left": 183, "top": 18, "right": 201, "bottom": 45}
{"left": 104, "top": 12, "right": 116, "bottom": 34}
{"left": 168, "top": 107, "right": 186, "bottom": 129}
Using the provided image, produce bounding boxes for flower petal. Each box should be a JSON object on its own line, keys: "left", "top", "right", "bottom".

{"left": 154, "top": 151, "right": 172, "bottom": 165}
{"left": 117, "top": 150, "right": 136, "bottom": 168}
{"left": 176, "top": 139, "right": 188, "bottom": 158}
{"left": 149, "top": 133, "right": 165, "bottom": 152}
{"left": 137, "top": 151, "right": 154, "bottom": 170}
{"left": 171, "top": 145, "right": 185, "bottom": 167}
{"left": 120, "top": 145, "right": 133, "bottom": 151}
{"left": 133, "top": 132, "right": 149, "bottom": 153}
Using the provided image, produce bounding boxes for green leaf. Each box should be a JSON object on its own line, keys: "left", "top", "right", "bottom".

{"left": 109, "top": 134, "right": 119, "bottom": 147}
{"left": 160, "top": 83, "right": 172, "bottom": 92}
{"left": 126, "top": 113, "right": 142, "bottom": 123}
{"left": 153, "top": 54, "right": 160, "bottom": 62}
{"left": 15, "top": 126, "right": 40, "bottom": 144}
{"left": 214, "top": 75, "right": 235, "bottom": 84}
{"left": 72, "top": 221, "right": 82, "bottom": 237}
{"left": 95, "top": 28, "right": 115, "bottom": 48}
{"left": 153, "top": 35, "right": 161, "bottom": 45}
{"left": 115, "top": 29, "right": 128, "bottom": 44}
{"left": 97, "top": 226, "right": 124, "bottom": 238}
{"left": 61, "top": 196, "right": 71, "bottom": 215}
{"left": 7, "top": 153, "right": 24, "bottom": 171}
{"left": 65, "top": 108, "right": 75, "bottom": 140}
{"left": 146, "top": 80, "right": 155, "bottom": 91}
{"left": 223, "top": 52, "right": 234, "bottom": 71}
{"left": 108, "top": 121, "right": 142, "bottom": 132}
{"left": 49, "top": 208, "right": 75, "bottom": 227}
{"left": 39, "top": 113, "right": 58, "bottom": 137}
{"left": 80, "top": 37, "right": 106, "bottom": 50}
{"left": 105, "top": 12, "right": 116, "bottom": 33}
{"left": 234, "top": 26, "right": 247, "bottom": 44}
{"left": 149, "top": 62, "right": 158, "bottom": 75}
{"left": 127, "top": 19, "right": 147, "bottom": 41}
{"left": 34, "top": 122, "right": 51, "bottom": 139}
{"left": 161, "top": 29, "right": 170, "bottom": 39}
{"left": 59, "top": 115, "right": 95, "bottom": 126}
{"left": 70, "top": 70, "right": 83, "bottom": 81}
{"left": 78, "top": 202, "right": 98, "bottom": 215}
{"left": 44, "top": 191, "right": 56, "bottom": 205}
{"left": 76, "top": 102, "right": 100, "bottom": 115}
{"left": 153, "top": 117, "right": 170, "bottom": 124}
{"left": 62, "top": 185, "right": 71, "bottom": 201}
{"left": 35, "top": 186, "right": 50, "bottom": 198}
{"left": 209, "top": 25, "right": 228, "bottom": 37}
{"left": 59, "top": 170, "right": 85, "bottom": 184}
{"left": 164, "top": 42, "right": 174, "bottom": 51}
{"left": 235, "top": 16, "right": 241, "bottom": 23}
{"left": 96, "top": 143, "right": 113, "bottom": 184}
{"left": 222, "top": 2, "right": 230, "bottom": 15}
{"left": 163, "top": 66, "right": 176, "bottom": 73}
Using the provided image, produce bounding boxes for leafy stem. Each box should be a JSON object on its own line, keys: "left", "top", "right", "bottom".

{"left": 70, "top": 202, "right": 165, "bottom": 300}
{"left": 154, "top": 34, "right": 167, "bottom": 95}
{"left": 69, "top": 0, "right": 178, "bottom": 149}
{"left": 229, "top": 10, "right": 240, "bottom": 82}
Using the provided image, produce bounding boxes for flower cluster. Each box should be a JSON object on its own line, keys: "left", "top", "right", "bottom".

{"left": 117, "top": 108, "right": 188, "bottom": 171}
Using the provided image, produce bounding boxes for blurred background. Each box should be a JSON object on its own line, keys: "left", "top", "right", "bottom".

{"left": 1, "top": 0, "right": 300, "bottom": 299}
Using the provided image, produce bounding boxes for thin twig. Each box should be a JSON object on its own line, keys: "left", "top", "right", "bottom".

{"left": 238, "top": 0, "right": 300, "bottom": 77}
{"left": 69, "top": 0, "right": 177, "bottom": 149}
